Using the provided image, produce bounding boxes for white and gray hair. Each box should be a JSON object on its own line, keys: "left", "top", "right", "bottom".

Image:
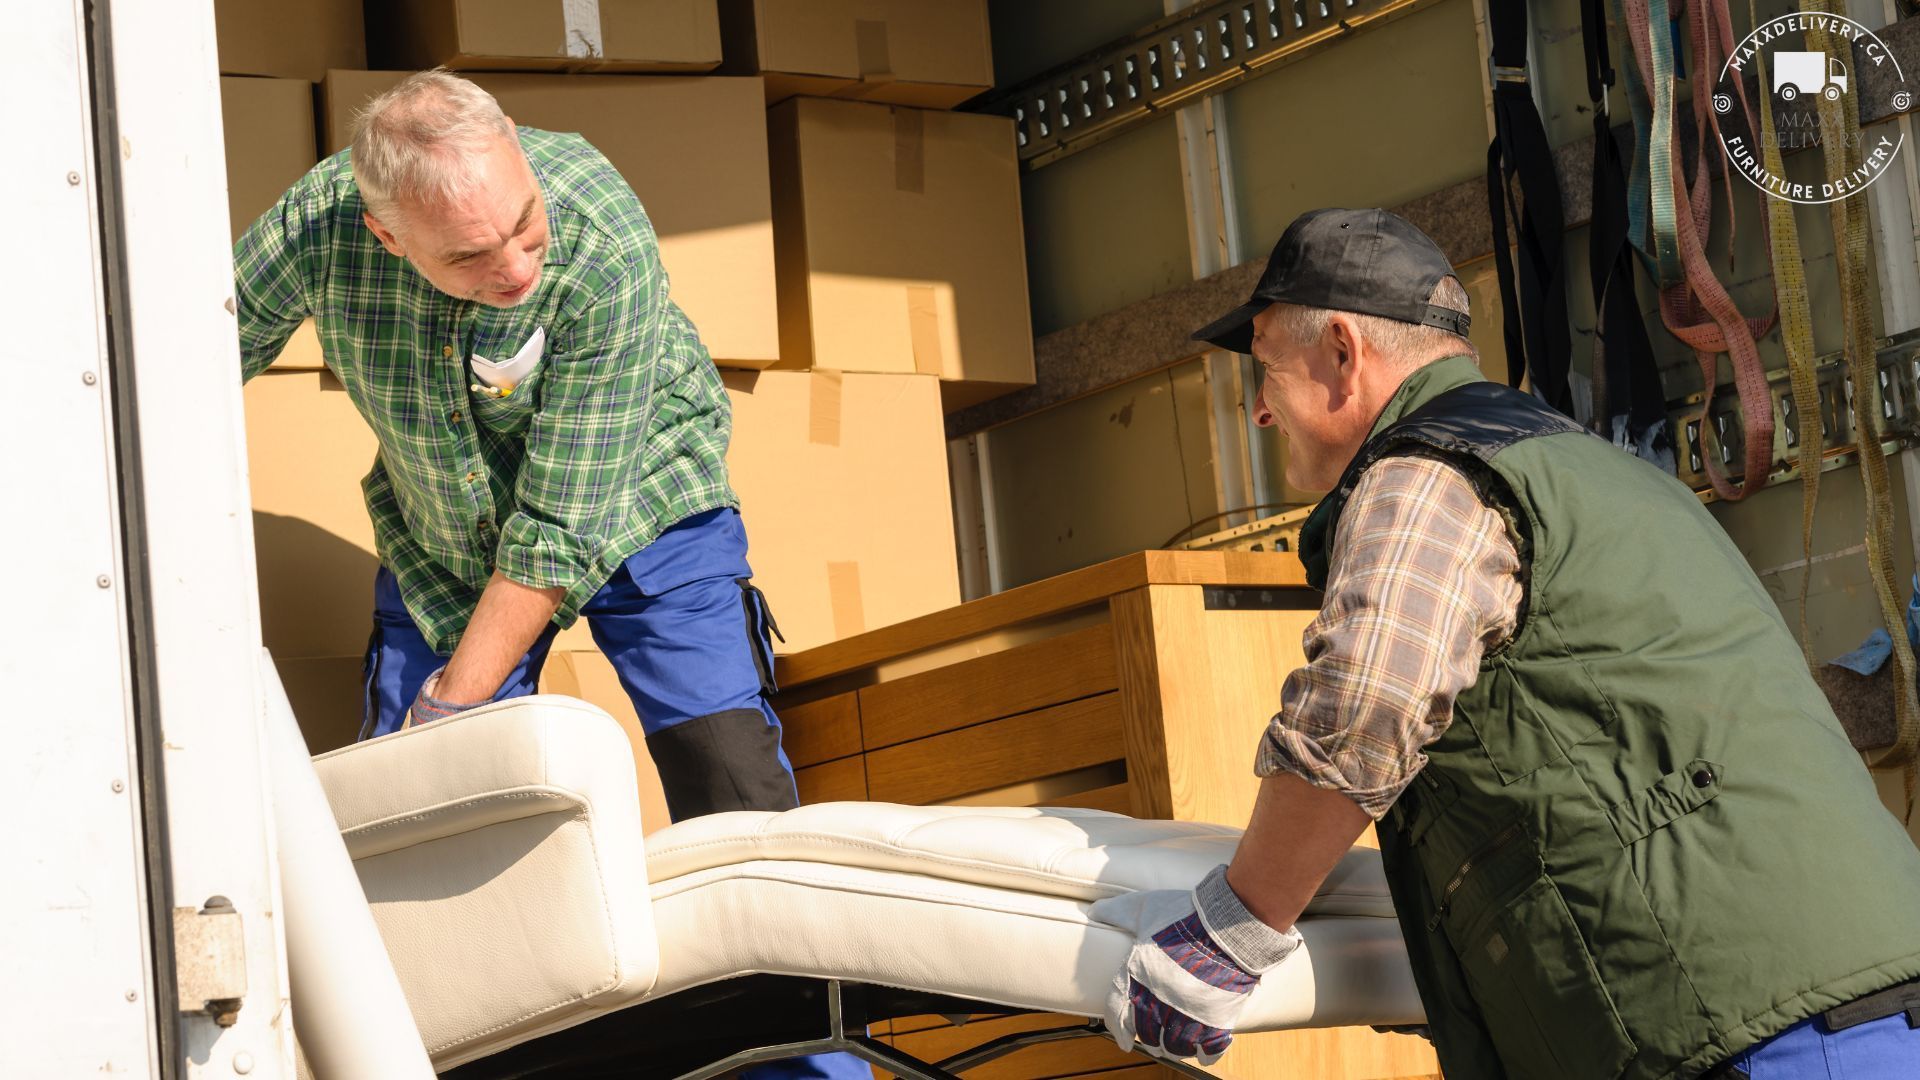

{"left": 350, "top": 68, "right": 517, "bottom": 226}
{"left": 1273, "top": 276, "right": 1477, "bottom": 365}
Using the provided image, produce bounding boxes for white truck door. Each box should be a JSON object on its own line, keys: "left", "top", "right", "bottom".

{"left": 2, "top": 0, "right": 297, "bottom": 1076}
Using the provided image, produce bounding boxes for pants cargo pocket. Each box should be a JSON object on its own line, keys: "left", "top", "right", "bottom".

{"left": 1440, "top": 828, "right": 1638, "bottom": 1080}
{"left": 736, "top": 578, "right": 784, "bottom": 697}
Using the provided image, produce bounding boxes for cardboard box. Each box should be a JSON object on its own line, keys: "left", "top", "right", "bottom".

{"left": 214, "top": 0, "right": 365, "bottom": 82}
{"left": 720, "top": 0, "right": 991, "bottom": 109}
{"left": 552, "top": 368, "right": 961, "bottom": 652}
{"left": 220, "top": 76, "right": 318, "bottom": 242}
{"left": 221, "top": 75, "right": 327, "bottom": 372}
{"left": 367, "top": 0, "right": 721, "bottom": 74}
{"left": 767, "top": 98, "right": 1033, "bottom": 410}
{"left": 324, "top": 71, "right": 778, "bottom": 368}
{"left": 274, "top": 655, "right": 366, "bottom": 755}
{"left": 539, "top": 651, "right": 674, "bottom": 834}
{"left": 244, "top": 371, "right": 381, "bottom": 659}
{"left": 720, "top": 370, "right": 961, "bottom": 651}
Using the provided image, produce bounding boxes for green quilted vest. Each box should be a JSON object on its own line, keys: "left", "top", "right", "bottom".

{"left": 1298, "top": 356, "right": 1920, "bottom": 1079}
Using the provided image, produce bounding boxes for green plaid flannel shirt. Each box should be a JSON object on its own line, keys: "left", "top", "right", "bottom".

{"left": 234, "top": 128, "right": 737, "bottom": 655}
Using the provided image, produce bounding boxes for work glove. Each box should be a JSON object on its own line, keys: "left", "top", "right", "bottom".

{"left": 1092, "top": 864, "right": 1303, "bottom": 1065}
{"left": 405, "top": 668, "right": 479, "bottom": 730}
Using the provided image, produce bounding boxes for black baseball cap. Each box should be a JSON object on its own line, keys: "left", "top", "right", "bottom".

{"left": 1191, "top": 207, "right": 1470, "bottom": 355}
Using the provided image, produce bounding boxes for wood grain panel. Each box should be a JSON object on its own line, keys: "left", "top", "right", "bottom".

{"left": 878, "top": 1020, "right": 1436, "bottom": 1080}
{"left": 859, "top": 625, "right": 1117, "bottom": 750}
{"left": 777, "top": 551, "right": 1306, "bottom": 686}
{"left": 1216, "top": 1027, "right": 1440, "bottom": 1079}
{"left": 1111, "top": 585, "right": 1316, "bottom": 829}
{"left": 778, "top": 690, "right": 862, "bottom": 767}
{"left": 1042, "top": 783, "right": 1132, "bottom": 815}
{"left": 794, "top": 755, "right": 867, "bottom": 804}
{"left": 866, "top": 695, "right": 1123, "bottom": 805}
{"left": 885, "top": 1012, "right": 1136, "bottom": 1080}
{"left": 1107, "top": 587, "right": 1173, "bottom": 821}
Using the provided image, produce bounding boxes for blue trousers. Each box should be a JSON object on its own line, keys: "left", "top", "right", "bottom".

{"left": 360, "top": 507, "right": 866, "bottom": 1080}
{"left": 1721, "top": 1009, "right": 1920, "bottom": 1078}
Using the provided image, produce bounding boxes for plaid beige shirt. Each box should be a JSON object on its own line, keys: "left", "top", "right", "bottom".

{"left": 1257, "top": 454, "right": 1524, "bottom": 819}
{"left": 234, "top": 128, "right": 736, "bottom": 655}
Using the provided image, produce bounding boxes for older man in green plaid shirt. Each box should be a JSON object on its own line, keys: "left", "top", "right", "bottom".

{"left": 231, "top": 70, "right": 846, "bottom": 950}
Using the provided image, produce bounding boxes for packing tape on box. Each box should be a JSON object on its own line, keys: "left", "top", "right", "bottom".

{"left": 906, "top": 286, "right": 945, "bottom": 377}
{"left": 893, "top": 107, "right": 924, "bottom": 193}
{"left": 855, "top": 19, "right": 891, "bottom": 78}
{"left": 808, "top": 370, "right": 843, "bottom": 447}
{"left": 562, "top": 0, "right": 606, "bottom": 59}
{"left": 827, "top": 561, "right": 865, "bottom": 640}
{"left": 828, "top": 21, "right": 895, "bottom": 99}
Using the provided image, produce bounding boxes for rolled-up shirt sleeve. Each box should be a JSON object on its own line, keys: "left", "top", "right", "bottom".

{"left": 1256, "top": 453, "right": 1524, "bottom": 819}
{"left": 495, "top": 247, "right": 660, "bottom": 610}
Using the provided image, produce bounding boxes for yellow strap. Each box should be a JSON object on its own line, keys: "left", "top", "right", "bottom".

{"left": 1751, "top": 30, "right": 1823, "bottom": 664}
{"left": 1808, "top": 1, "right": 1919, "bottom": 820}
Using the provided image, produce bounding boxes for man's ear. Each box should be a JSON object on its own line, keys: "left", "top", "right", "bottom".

{"left": 363, "top": 211, "right": 407, "bottom": 258}
{"left": 1324, "top": 313, "right": 1365, "bottom": 394}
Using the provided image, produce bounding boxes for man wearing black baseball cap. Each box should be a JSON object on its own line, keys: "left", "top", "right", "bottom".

{"left": 1097, "top": 209, "right": 1920, "bottom": 1079}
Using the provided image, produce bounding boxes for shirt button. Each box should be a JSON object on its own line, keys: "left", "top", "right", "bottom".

{"left": 1691, "top": 767, "right": 1715, "bottom": 788}
{"left": 465, "top": 471, "right": 479, "bottom": 482}
{"left": 442, "top": 345, "right": 454, "bottom": 358}
{"left": 449, "top": 410, "right": 462, "bottom": 424}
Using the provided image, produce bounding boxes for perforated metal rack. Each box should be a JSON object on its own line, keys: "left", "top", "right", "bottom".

{"left": 972, "top": 0, "right": 1440, "bottom": 169}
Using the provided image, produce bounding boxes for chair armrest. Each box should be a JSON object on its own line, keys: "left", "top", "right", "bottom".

{"left": 312, "top": 695, "right": 644, "bottom": 853}
{"left": 308, "top": 695, "right": 662, "bottom": 1065}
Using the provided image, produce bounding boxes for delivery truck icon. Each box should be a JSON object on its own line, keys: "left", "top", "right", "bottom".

{"left": 1773, "top": 51, "right": 1849, "bottom": 101}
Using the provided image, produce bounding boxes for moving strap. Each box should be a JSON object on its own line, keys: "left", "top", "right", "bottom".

{"left": 1750, "top": 14, "right": 1825, "bottom": 662}
{"left": 1804, "top": 1, "right": 1919, "bottom": 817}
{"left": 1485, "top": 0, "right": 1574, "bottom": 415}
{"left": 1620, "top": 0, "right": 1778, "bottom": 500}
{"left": 1581, "top": 0, "right": 1671, "bottom": 467}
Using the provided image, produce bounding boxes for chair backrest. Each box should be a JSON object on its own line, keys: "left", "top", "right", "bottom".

{"left": 312, "top": 696, "right": 659, "bottom": 1068}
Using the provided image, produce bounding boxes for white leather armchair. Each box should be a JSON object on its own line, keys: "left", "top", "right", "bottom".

{"left": 309, "top": 696, "right": 1424, "bottom": 1076}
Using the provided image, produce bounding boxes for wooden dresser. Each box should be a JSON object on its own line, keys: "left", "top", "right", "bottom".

{"left": 770, "top": 550, "right": 1440, "bottom": 1080}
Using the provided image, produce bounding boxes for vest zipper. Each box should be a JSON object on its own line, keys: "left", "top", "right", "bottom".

{"left": 1426, "top": 821, "right": 1526, "bottom": 932}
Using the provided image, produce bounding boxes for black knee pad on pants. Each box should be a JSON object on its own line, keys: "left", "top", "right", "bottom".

{"left": 646, "top": 708, "right": 800, "bottom": 819}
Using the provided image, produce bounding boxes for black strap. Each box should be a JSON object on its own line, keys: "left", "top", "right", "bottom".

{"left": 1580, "top": 0, "right": 1668, "bottom": 440}
{"left": 1822, "top": 977, "right": 1920, "bottom": 1032}
{"left": 1486, "top": 0, "right": 1574, "bottom": 417}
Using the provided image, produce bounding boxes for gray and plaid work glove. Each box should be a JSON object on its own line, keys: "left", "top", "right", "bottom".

{"left": 405, "top": 668, "right": 479, "bottom": 730}
{"left": 1091, "top": 865, "right": 1303, "bottom": 1065}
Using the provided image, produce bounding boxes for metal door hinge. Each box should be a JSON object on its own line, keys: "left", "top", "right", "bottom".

{"left": 173, "top": 895, "right": 247, "bottom": 1026}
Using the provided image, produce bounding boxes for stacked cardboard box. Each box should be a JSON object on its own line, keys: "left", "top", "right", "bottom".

{"left": 213, "top": 0, "right": 364, "bottom": 82}
{"left": 718, "top": 370, "right": 961, "bottom": 651}
{"left": 550, "top": 367, "right": 961, "bottom": 648}
{"left": 219, "top": 75, "right": 327, "bottom": 372}
{"left": 242, "top": 371, "right": 379, "bottom": 753}
{"left": 366, "top": 0, "right": 723, "bottom": 74}
{"left": 719, "top": 0, "right": 993, "bottom": 108}
{"left": 767, "top": 96, "right": 1032, "bottom": 410}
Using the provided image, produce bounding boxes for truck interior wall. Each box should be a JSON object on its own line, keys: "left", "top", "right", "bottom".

{"left": 986, "top": 0, "right": 1165, "bottom": 88}
{"left": 1020, "top": 115, "right": 1195, "bottom": 337}
{"left": 977, "top": 359, "right": 1218, "bottom": 589}
{"left": 1220, "top": 0, "right": 1489, "bottom": 262}
{"left": 992, "top": 0, "right": 1187, "bottom": 338}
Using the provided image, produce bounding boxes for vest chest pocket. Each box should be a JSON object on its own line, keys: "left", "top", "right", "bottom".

{"left": 1433, "top": 824, "right": 1638, "bottom": 1080}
